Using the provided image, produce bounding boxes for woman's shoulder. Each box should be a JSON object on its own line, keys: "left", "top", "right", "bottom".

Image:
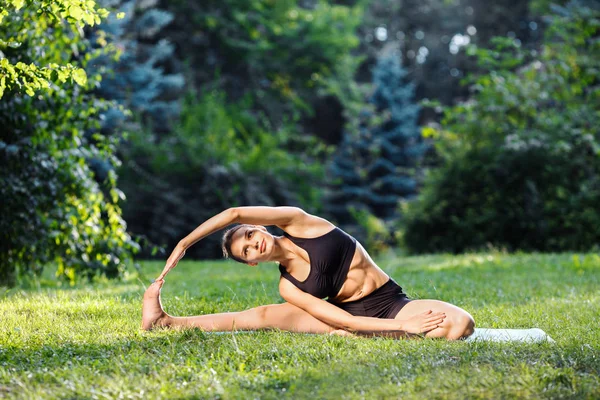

{"left": 277, "top": 212, "right": 336, "bottom": 239}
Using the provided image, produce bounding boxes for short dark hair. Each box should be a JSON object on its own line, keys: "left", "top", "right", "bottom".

{"left": 221, "top": 224, "right": 250, "bottom": 263}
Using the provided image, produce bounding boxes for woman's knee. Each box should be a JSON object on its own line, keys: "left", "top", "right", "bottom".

{"left": 447, "top": 313, "right": 475, "bottom": 340}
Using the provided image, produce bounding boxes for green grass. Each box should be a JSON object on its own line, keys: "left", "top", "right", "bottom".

{"left": 1, "top": 251, "right": 599, "bottom": 399}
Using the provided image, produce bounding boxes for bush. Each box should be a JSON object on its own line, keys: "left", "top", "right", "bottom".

{"left": 0, "top": 1, "right": 140, "bottom": 286}
{"left": 402, "top": 1, "right": 600, "bottom": 253}
{"left": 403, "top": 145, "right": 600, "bottom": 253}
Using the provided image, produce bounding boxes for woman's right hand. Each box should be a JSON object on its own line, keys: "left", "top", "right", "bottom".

{"left": 157, "top": 243, "right": 186, "bottom": 281}
{"left": 401, "top": 310, "right": 446, "bottom": 334}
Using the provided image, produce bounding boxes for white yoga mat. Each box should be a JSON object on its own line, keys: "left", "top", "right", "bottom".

{"left": 465, "top": 328, "right": 555, "bottom": 343}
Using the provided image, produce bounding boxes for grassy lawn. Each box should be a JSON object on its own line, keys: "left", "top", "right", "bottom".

{"left": 1, "top": 251, "right": 599, "bottom": 399}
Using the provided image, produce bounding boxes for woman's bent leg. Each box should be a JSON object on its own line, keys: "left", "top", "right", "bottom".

{"left": 394, "top": 299, "right": 475, "bottom": 340}
{"left": 141, "top": 280, "right": 337, "bottom": 334}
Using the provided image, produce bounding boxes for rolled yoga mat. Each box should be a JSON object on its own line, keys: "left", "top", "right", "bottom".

{"left": 465, "top": 328, "right": 555, "bottom": 343}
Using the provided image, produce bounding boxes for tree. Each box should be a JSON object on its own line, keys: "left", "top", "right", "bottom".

{"left": 326, "top": 54, "right": 427, "bottom": 244}
{"left": 354, "top": 0, "right": 548, "bottom": 126}
{"left": 86, "top": 0, "right": 185, "bottom": 183}
{"left": 113, "top": 0, "right": 367, "bottom": 258}
{"left": 158, "top": 0, "right": 363, "bottom": 142}
{"left": 0, "top": 0, "right": 140, "bottom": 286}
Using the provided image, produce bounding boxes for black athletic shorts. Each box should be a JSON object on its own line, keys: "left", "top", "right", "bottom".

{"left": 328, "top": 278, "right": 411, "bottom": 319}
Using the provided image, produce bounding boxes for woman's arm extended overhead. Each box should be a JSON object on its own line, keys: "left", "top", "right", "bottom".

{"left": 279, "top": 278, "right": 446, "bottom": 335}
{"left": 157, "top": 206, "right": 324, "bottom": 280}
{"left": 179, "top": 206, "right": 311, "bottom": 250}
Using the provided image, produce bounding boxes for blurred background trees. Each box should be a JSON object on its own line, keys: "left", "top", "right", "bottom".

{"left": 116, "top": 0, "right": 364, "bottom": 258}
{"left": 402, "top": 0, "right": 600, "bottom": 253}
{"left": 325, "top": 54, "right": 427, "bottom": 251}
{"left": 1, "top": 0, "right": 598, "bottom": 286}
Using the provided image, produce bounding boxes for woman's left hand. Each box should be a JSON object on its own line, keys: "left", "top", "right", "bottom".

{"left": 157, "top": 244, "right": 186, "bottom": 281}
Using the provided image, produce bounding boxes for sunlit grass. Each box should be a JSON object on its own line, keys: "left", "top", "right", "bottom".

{"left": 1, "top": 252, "right": 598, "bottom": 399}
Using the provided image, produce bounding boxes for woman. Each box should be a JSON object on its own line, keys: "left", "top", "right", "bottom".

{"left": 141, "top": 206, "right": 475, "bottom": 340}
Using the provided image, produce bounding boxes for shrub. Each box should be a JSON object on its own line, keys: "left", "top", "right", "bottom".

{"left": 402, "top": 1, "right": 600, "bottom": 253}
{"left": 0, "top": 1, "right": 140, "bottom": 286}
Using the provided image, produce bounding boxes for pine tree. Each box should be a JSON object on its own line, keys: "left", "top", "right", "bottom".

{"left": 326, "top": 54, "right": 427, "bottom": 236}
{"left": 87, "top": 0, "right": 184, "bottom": 181}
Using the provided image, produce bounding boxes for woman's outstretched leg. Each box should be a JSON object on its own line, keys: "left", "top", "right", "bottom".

{"left": 141, "top": 280, "right": 338, "bottom": 334}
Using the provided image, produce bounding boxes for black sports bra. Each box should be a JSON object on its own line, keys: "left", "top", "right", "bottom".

{"left": 278, "top": 227, "right": 357, "bottom": 299}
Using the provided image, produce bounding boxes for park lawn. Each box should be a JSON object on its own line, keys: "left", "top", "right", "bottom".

{"left": 0, "top": 252, "right": 599, "bottom": 399}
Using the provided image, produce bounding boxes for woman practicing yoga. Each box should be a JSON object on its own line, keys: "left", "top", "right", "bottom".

{"left": 141, "top": 206, "right": 475, "bottom": 340}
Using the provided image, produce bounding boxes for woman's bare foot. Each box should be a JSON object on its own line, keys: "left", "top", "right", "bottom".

{"left": 140, "top": 280, "right": 171, "bottom": 331}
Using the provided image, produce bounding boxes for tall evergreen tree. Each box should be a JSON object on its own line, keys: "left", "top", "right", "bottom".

{"left": 87, "top": 0, "right": 184, "bottom": 182}
{"left": 326, "top": 54, "right": 427, "bottom": 238}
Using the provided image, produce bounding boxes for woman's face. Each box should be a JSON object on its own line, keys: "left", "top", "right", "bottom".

{"left": 230, "top": 225, "right": 274, "bottom": 265}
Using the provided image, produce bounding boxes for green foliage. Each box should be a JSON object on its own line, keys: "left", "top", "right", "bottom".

{"left": 326, "top": 55, "right": 425, "bottom": 250}
{"left": 161, "top": 0, "right": 363, "bottom": 139}
{"left": 530, "top": 0, "right": 571, "bottom": 15}
{"left": 0, "top": 0, "right": 111, "bottom": 99}
{"left": 117, "top": 89, "right": 329, "bottom": 259}
{"left": 156, "top": 89, "right": 327, "bottom": 192}
{"left": 357, "top": 0, "right": 545, "bottom": 110}
{"left": 0, "top": 1, "right": 140, "bottom": 286}
{"left": 112, "top": 0, "right": 364, "bottom": 259}
{"left": 403, "top": 1, "right": 600, "bottom": 254}
{"left": 348, "top": 207, "right": 393, "bottom": 256}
